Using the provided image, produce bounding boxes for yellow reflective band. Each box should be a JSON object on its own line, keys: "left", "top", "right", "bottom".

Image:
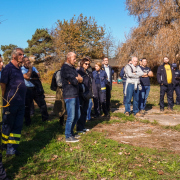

{"left": 2, "top": 139, "right": 20, "bottom": 144}
{"left": 2, "top": 139, "right": 8, "bottom": 144}
{"left": 2, "top": 133, "right": 9, "bottom": 139}
{"left": 9, "top": 133, "right": 21, "bottom": 138}
{"left": 101, "top": 87, "right": 106, "bottom": 90}
{"left": 8, "top": 140, "right": 20, "bottom": 144}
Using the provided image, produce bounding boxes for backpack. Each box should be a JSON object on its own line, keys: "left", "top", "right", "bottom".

{"left": 50, "top": 70, "right": 60, "bottom": 91}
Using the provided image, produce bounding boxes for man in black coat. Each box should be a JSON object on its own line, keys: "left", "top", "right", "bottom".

{"left": 61, "top": 52, "right": 83, "bottom": 143}
{"left": 102, "top": 57, "right": 114, "bottom": 113}
{"left": 157, "top": 57, "right": 175, "bottom": 111}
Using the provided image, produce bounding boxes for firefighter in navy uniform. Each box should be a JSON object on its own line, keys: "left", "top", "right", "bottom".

{"left": 0, "top": 56, "right": 10, "bottom": 180}
{"left": 172, "top": 63, "right": 180, "bottom": 105}
{"left": 1, "top": 48, "right": 27, "bottom": 156}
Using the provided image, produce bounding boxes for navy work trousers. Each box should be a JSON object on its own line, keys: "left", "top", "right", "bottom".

{"left": 2, "top": 105, "right": 25, "bottom": 155}
{"left": 160, "top": 84, "right": 173, "bottom": 110}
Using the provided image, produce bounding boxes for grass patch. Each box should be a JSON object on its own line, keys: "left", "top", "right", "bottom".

{"left": 3, "top": 83, "right": 180, "bottom": 179}
{"left": 140, "top": 119, "right": 151, "bottom": 124}
{"left": 164, "top": 124, "right": 180, "bottom": 132}
{"left": 112, "top": 112, "right": 136, "bottom": 122}
{"left": 152, "top": 120, "right": 159, "bottom": 125}
{"left": 4, "top": 118, "right": 180, "bottom": 179}
{"left": 145, "top": 129, "right": 153, "bottom": 134}
{"left": 42, "top": 83, "right": 56, "bottom": 96}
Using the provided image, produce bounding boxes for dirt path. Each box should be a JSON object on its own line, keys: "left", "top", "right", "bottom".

{"left": 93, "top": 121, "right": 180, "bottom": 153}
{"left": 44, "top": 96, "right": 180, "bottom": 153}
{"left": 112, "top": 107, "right": 180, "bottom": 126}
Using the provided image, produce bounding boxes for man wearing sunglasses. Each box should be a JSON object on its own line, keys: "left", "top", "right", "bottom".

{"left": 0, "top": 48, "right": 27, "bottom": 156}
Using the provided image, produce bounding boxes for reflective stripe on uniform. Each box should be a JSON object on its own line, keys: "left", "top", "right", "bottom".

{"left": 1, "top": 139, "right": 8, "bottom": 144}
{"left": 9, "top": 133, "right": 21, "bottom": 138}
{"left": 2, "top": 133, "right": 8, "bottom": 139}
{"left": 101, "top": 87, "right": 106, "bottom": 90}
{"left": 2, "top": 139, "right": 20, "bottom": 144}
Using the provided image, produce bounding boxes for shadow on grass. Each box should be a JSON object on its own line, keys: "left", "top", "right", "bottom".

{"left": 145, "top": 103, "right": 154, "bottom": 111}
{"left": 86, "top": 116, "right": 111, "bottom": 129}
{"left": 111, "top": 100, "right": 122, "bottom": 112}
{"left": 4, "top": 111, "right": 64, "bottom": 179}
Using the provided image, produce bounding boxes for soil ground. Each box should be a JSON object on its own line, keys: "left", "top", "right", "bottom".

{"left": 93, "top": 120, "right": 180, "bottom": 153}
{"left": 45, "top": 94, "right": 180, "bottom": 153}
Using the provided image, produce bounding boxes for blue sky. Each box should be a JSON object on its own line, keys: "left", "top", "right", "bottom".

{"left": 0, "top": 0, "right": 137, "bottom": 55}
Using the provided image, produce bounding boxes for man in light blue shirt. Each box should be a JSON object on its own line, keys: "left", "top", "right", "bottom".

{"left": 21, "top": 66, "right": 39, "bottom": 87}
{"left": 21, "top": 56, "right": 48, "bottom": 126}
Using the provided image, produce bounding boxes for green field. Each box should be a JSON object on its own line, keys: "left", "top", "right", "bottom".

{"left": 2, "top": 83, "right": 180, "bottom": 180}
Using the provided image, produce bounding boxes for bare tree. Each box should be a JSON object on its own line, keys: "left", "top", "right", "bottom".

{"left": 103, "top": 30, "right": 115, "bottom": 58}
{"left": 118, "top": 0, "right": 180, "bottom": 67}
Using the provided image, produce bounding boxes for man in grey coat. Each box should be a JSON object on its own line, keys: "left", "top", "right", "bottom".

{"left": 124, "top": 57, "right": 146, "bottom": 116}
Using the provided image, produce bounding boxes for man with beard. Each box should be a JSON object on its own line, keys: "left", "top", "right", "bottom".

{"left": 157, "top": 56, "right": 174, "bottom": 111}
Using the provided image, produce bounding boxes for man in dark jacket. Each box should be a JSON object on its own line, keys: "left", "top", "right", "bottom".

{"left": 61, "top": 52, "right": 83, "bottom": 142}
{"left": 102, "top": 57, "right": 114, "bottom": 112}
{"left": 157, "top": 57, "right": 175, "bottom": 111}
{"left": 172, "top": 63, "right": 180, "bottom": 105}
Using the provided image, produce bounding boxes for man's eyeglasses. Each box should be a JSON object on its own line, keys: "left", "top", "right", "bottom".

{"left": 85, "top": 63, "right": 90, "bottom": 66}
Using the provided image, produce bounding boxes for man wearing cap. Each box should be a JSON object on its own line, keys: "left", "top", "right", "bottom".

{"left": 157, "top": 57, "right": 174, "bottom": 111}
{"left": 172, "top": 63, "right": 180, "bottom": 105}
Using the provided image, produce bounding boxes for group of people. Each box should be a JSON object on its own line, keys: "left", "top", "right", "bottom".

{"left": 120, "top": 56, "right": 180, "bottom": 117}
{"left": 58, "top": 52, "right": 114, "bottom": 142}
{"left": 120, "top": 57, "right": 154, "bottom": 116}
{"left": 0, "top": 48, "right": 180, "bottom": 179}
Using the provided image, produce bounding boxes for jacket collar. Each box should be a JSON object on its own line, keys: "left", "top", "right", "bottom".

{"left": 65, "top": 62, "right": 73, "bottom": 67}
{"left": 163, "top": 63, "right": 170, "bottom": 66}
